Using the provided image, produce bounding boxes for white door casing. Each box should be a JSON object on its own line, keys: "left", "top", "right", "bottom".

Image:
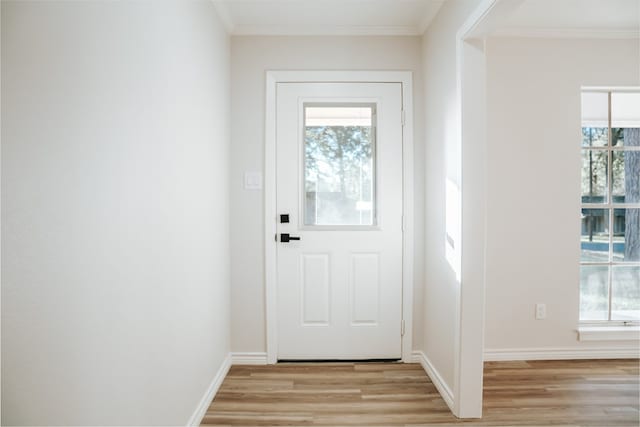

{"left": 265, "top": 71, "right": 414, "bottom": 364}
{"left": 276, "top": 82, "right": 402, "bottom": 360}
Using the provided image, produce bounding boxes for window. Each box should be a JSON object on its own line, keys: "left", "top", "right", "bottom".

{"left": 303, "top": 104, "right": 376, "bottom": 226}
{"left": 580, "top": 90, "right": 640, "bottom": 323}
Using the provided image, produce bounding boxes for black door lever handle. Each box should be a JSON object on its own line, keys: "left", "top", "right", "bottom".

{"left": 280, "top": 233, "right": 301, "bottom": 243}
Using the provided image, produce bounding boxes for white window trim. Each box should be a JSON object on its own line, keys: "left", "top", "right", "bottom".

{"left": 577, "top": 325, "right": 640, "bottom": 341}
{"left": 579, "top": 87, "right": 640, "bottom": 324}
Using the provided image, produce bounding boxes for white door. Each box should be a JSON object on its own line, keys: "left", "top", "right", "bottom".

{"left": 276, "top": 82, "right": 403, "bottom": 360}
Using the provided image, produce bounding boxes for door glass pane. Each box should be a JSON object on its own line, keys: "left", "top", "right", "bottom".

{"left": 614, "top": 208, "right": 640, "bottom": 262}
{"left": 611, "top": 265, "right": 640, "bottom": 321}
{"left": 304, "top": 104, "right": 375, "bottom": 226}
{"left": 580, "top": 265, "right": 609, "bottom": 320}
{"left": 581, "top": 150, "right": 608, "bottom": 203}
{"left": 581, "top": 92, "right": 609, "bottom": 147}
{"left": 581, "top": 208, "right": 609, "bottom": 262}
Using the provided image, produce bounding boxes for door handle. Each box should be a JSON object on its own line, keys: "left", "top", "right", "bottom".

{"left": 280, "top": 233, "right": 301, "bottom": 243}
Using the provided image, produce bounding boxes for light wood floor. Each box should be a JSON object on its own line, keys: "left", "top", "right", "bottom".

{"left": 201, "top": 359, "right": 639, "bottom": 426}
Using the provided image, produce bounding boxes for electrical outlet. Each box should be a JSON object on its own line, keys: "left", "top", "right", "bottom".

{"left": 535, "top": 303, "right": 546, "bottom": 320}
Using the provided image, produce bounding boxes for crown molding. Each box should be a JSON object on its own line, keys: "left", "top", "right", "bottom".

{"left": 231, "top": 24, "right": 423, "bottom": 36}
{"left": 210, "top": 0, "right": 447, "bottom": 36}
{"left": 492, "top": 27, "right": 640, "bottom": 39}
{"left": 211, "top": 0, "right": 235, "bottom": 33}
{"left": 418, "top": 0, "right": 446, "bottom": 34}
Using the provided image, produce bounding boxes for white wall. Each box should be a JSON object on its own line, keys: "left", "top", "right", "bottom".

{"left": 485, "top": 36, "right": 640, "bottom": 355}
{"left": 229, "top": 36, "right": 424, "bottom": 355}
{"left": 421, "top": 0, "right": 479, "bottom": 397}
{"left": 1, "top": 1, "right": 231, "bottom": 425}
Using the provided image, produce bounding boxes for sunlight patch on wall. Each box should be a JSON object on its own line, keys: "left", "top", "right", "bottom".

{"left": 446, "top": 177, "right": 461, "bottom": 282}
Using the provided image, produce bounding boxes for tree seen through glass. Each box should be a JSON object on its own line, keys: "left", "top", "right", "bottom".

{"left": 304, "top": 106, "right": 374, "bottom": 226}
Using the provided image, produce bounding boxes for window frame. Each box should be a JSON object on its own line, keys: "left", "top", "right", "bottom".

{"left": 580, "top": 87, "right": 640, "bottom": 326}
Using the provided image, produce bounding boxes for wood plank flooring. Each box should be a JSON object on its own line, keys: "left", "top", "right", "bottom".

{"left": 201, "top": 359, "right": 639, "bottom": 426}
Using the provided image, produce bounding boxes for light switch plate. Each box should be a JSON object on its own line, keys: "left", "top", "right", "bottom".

{"left": 244, "top": 171, "right": 263, "bottom": 190}
{"left": 535, "top": 303, "right": 546, "bottom": 320}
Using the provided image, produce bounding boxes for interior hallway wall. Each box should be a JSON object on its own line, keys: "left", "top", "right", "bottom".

{"left": 229, "top": 36, "right": 425, "bottom": 355}
{"left": 1, "top": 1, "right": 231, "bottom": 424}
{"left": 420, "top": 0, "right": 480, "bottom": 396}
{"left": 484, "top": 36, "right": 640, "bottom": 356}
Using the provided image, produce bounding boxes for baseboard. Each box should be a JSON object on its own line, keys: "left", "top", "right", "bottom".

{"left": 411, "top": 350, "right": 454, "bottom": 411}
{"left": 484, "top": 347, "right": 640, "bottom": 361}
{"left": 187, "top": 353, "right": 231, "bottom": 426}
{"left": 231, "top": 352, "right": 268, "bottom": 365}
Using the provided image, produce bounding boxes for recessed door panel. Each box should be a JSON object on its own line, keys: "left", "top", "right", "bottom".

{"left": 300, "top": 254, "right": 330, "bottom": 325}
{"left": 350, "top": 253, "right": 380, "bottom": 325}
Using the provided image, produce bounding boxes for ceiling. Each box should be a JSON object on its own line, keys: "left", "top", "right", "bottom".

{"left": 495, "top": 0, "right": 640, "bottom": 37}
{"left": 211, "top": 0, "right": 447, "bottom": 36}
{"left": 212, "top": 0, "right": 640, "bottom": 37}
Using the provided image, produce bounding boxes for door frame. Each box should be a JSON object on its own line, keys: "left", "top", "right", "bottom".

{"left": 264, "top": 71, "right": 414, "bottom": 364}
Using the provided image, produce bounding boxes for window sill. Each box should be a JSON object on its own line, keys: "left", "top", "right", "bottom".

{"left": 577, "top": 325, "right": 640, "bottom": 341}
